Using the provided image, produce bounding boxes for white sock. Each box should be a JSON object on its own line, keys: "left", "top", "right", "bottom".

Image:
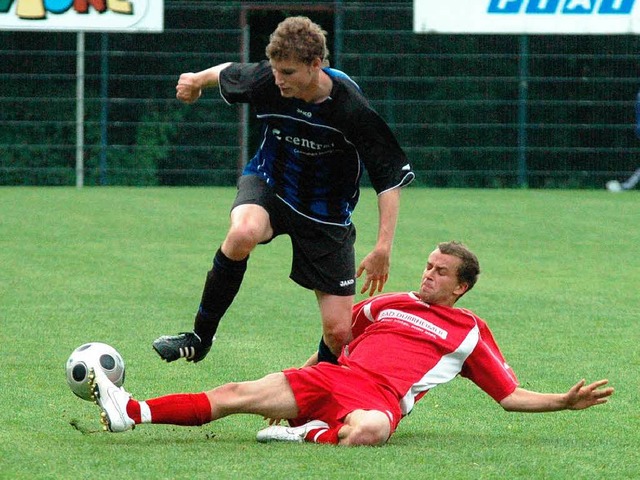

{"left": 139, "top": 401, "right": 152, "bottom": 424}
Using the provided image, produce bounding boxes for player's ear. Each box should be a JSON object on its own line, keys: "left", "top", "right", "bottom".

{"left": 310, "top": 57, "right": 323, "bottom": 70}
{"left": 454, "top": 282, "right": 469, "bottom": 297}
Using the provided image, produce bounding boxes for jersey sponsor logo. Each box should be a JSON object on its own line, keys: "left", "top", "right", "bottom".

{"left": 296, "top": 108, "right": 312, "bottom": 118}
{"left": 379, "top": 309, "right": 448, "bottom": 339}
{"left": 487, "top": 0, "right": 635, "bottom": 14}
{"left": 271, "top": 128, "right": 336, "bottom": 152}
{"left": 340, "top": 279, "right": 355, "bottom": 287}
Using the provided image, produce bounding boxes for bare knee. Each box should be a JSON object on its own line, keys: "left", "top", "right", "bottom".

{"left": 205, "top": 382, "right": 243, "bottom": 419}
{"left": 323, "top": 323, "right": 352, "bottom": 354}
{"left": 340, "top": 411, "right": 391, "bottom": 447}
{"left": 341, "top": 422, "right": 389, "bottom": 446}
{"left": 317, "top": 295, "right": 354, "bottom": 354}
{"left": 223, "top": 223, "right": 263, "bottom": 259}
{"left": 205, "top": 373, "right": 297, "bottom": 420}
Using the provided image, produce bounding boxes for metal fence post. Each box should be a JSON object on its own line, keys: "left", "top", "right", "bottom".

{"left": 517, "top": 34, "right": 529, "bottom": 188}
{"left": 75, "top": 31, "right": 85, "bottom": 189}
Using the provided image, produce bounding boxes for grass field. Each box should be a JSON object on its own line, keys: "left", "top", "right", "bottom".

{"left": 1, "top": 187, "right": 638, "bottom": 479}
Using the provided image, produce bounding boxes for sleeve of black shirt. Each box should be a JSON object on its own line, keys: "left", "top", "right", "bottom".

{"left": 351, "top": 108, "right": 416, "bottom": 194}
{"left": 218, "top": 60, "right": 274, "bottom": 104}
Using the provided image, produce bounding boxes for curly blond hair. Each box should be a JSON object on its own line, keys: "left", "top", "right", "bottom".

{"left": 266, "top": 16, "right": 329, "bottom": 66}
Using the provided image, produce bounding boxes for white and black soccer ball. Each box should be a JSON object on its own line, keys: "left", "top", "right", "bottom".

{"left": 606, "top": 180, "right": 623, "bottom": 192}
{"left": 65, "top": 342, "right": 125, "bottom": 401}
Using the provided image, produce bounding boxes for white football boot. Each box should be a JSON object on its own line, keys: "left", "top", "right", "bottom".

{"left": 256, "top": 420, "right": 329, "bottom": 443}
{"left": 88, "top": 367, "right": 135, "bottom": 433}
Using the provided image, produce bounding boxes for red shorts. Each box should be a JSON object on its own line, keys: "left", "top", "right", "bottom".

{"left": 283, "top": 363, "right": 402, "bottom": 434}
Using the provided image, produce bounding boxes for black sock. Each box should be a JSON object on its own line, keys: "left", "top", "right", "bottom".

{"left": 317, "top": 337, "right": 339, "bottom": 364}
{"left": 193, "top": 248, "right": 248, "bottom": 345}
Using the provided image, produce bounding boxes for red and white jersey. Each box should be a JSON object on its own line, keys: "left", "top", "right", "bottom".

{"left": 339, "top": 292, "right": 518, "bottom": 415}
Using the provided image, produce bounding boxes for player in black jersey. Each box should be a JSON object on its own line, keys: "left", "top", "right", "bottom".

{"left": 153, "top": 16, "right": 415, "bottom": 365}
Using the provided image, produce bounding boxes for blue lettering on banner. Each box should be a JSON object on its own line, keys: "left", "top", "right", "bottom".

{"left": 529, "top": 0, "right": 561, "bottom": 14}
{"left": 487, "top": 0, "right": 635, "bottom": 14}
{"left": 562, "top": 0, "right": 595, "bottom": 14}
{"left": 599, "top": 0, "right": 635, "bottom": 13}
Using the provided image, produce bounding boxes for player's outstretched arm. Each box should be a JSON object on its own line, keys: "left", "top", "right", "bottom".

{"left": 176, "top": 63, "right": 232, "bottom": 104}
{"left": 356, "top": 189, "right": 400, "bottom": 296}
{"left": 499, "top": 379, "right": 614, "bottom": 413}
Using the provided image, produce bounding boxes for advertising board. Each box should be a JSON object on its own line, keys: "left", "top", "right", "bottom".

{"left": 414, "top": 0, "right": 639, "bottom": 34}
{"left": 0, "top": 0, "right": 162, "bottom": 32}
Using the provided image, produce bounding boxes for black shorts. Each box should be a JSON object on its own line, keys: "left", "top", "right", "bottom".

{"left": 232, "top": 175, "right": 356, "bottom": 296}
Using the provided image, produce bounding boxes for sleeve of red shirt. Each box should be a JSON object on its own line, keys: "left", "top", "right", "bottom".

{"left": 460, "top": 318, "right": 519, "bottom": 402}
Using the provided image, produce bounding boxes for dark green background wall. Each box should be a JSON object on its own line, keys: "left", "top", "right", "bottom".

{"left": 2, "top": 1, "right": 639, "bottom": 188}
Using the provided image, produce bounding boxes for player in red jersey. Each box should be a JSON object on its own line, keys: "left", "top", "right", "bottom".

{"left": 89, "top": 241, "right": 614, "bottom": 446}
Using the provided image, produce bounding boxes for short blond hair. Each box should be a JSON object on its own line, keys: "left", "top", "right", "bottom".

{"left": 266, "top": 16, "right": 329, "bottom": 66}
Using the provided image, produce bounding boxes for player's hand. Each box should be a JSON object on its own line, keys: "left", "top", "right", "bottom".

{"left": 356, "top": 249, "right": 390, "bottom": 297}
{"left": 564, "top": 379, "right": 614, "bottom": 410}
{"left": 176, "top": 72, "right": 202, "bottom": 104}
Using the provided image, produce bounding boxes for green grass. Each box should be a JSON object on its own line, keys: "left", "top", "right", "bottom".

{"left": 1, "top": 187, "right": 638, "bottom": 479}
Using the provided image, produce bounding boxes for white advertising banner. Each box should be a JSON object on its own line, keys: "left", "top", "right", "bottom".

{"left": 0, "top": 0, "right": 163, "bottom": 32}
{"left": 414, "top": 0, "right": 640, "bottom": 34}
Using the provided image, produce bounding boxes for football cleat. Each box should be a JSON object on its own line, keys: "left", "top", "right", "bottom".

{"left": 152, "top": 332, "right": 213, "bottom": 363}
{"left": 88, "top": 367, "right": 135, "bottom": 433}
{"left": 256, "top": 420, "right": 329, "bottom": 443}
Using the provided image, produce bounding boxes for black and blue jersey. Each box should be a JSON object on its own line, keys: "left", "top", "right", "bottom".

{"left": 219, "top": 60, "right": 414, "bottom": 226}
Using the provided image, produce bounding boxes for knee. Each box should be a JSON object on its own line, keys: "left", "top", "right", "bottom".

{"left": 322, "top": 324, "right": 352, "bottom": 354}
{"left": 340, "top": 410, "right": 391, "bottom": 446}
{"left": 206, "top": 382, "right": 242, "bottom": 418}
{"left": 223, "top": 224, "right": 262, "bottom": 258}
{"left": 317, "top": 295, "right": 354, "bottom": 354}
{"left": 209, "top": 381, "right": 243, "bottom": 400}
{"left": 342, "top": 422, "right": 389, "bottom": 447}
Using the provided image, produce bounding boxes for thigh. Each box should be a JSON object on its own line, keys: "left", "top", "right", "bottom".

{"left": 222, "top": 204, "right": 273, "bottom": 258}
{"left": 227, "top": 174, "right": 283, "bottom": 246}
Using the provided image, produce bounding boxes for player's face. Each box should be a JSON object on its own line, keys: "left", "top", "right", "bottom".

{"left": 270, "top": 58, "right": 320, "bottom": 101}
{"left": 418, "top": 249, "right": 468, "bottom": 307}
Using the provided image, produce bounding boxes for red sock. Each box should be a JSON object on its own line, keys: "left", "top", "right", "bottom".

{"left": 305, "top": 425, "right": 340, "bottom": 445}
{"left": 126, "top": 393, "right": 212, "bottom": 426}
{"left": 125, "top": 399, "right": 142, "bottom": 423}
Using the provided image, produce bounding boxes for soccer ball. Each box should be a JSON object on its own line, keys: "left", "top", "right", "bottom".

{"left": 606, "top": 180, "right": 623, "bottom": 192}
{"left": 65, "top": 342, "right": 125, "bottom": 401}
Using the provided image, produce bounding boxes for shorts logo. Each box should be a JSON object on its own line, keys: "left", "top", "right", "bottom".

{"left": 340, "top": 279, "right": 355, "bottom": 287}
